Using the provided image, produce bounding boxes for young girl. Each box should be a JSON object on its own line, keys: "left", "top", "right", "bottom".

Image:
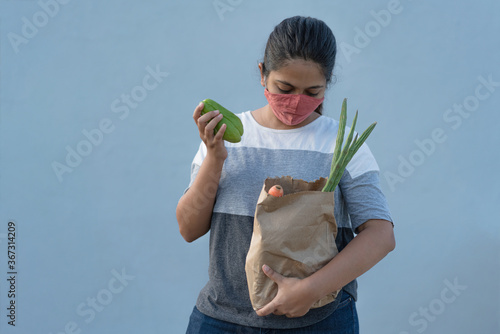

{"left": 177, "top": 16, "right": 395, "bottom": 334}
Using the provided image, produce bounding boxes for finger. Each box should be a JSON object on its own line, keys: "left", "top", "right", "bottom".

{"left": 197, "top": 109, "right": 220, "bottom": 125}
{"left": 196, "top": 110, "right": 220, "bottom": 139}
{"left": 193, "top": 102, "right": 204, "bottom": 122}
{"left": 262, "top": 264, "right": 282, "bottom": 284}
{"left": 204, "top": 113, "right": 223, "bottom": 137}
{"left": 214, "top": 123, "right": 226, "bottom": 141}
{"left": 255, "top": 300, "right": 277, "bottom": 317}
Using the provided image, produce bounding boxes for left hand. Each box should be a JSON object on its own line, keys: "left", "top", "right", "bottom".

{"left": 255, "top": 264, "right": 318, "bottom": 318}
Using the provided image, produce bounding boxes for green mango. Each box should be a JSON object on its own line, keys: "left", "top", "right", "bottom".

{"left": 201, "top": 98, "right": 244, "bottom": 143}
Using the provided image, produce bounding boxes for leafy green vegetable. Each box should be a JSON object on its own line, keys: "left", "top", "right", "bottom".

{"left": 322, "top": 98, "right": 377, "bottom": 192}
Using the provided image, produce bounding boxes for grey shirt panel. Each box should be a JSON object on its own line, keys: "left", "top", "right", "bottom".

{"left": 196, "top": 212, "right": 344, "bottom": 329}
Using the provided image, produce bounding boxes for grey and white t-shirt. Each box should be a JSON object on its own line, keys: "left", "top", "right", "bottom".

{"left": 184, "top": 110, "right": 393, "bottom": 329}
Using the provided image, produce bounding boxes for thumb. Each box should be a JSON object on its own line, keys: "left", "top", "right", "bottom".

{"left": 262, "top": 264, "right": 283, "bottom": 283}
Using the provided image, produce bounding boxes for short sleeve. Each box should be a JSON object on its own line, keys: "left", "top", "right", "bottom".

{"left": 339, "top": 142, "right": 394, "bottom": 232}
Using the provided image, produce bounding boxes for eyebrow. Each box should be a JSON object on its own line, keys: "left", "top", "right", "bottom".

{"left": 276, "top": 80, "right": 324, "bottom": 89}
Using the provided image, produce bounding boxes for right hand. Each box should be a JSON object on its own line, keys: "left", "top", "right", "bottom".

{"left": 193, "top": 102, "right": 228, "bottom": 161}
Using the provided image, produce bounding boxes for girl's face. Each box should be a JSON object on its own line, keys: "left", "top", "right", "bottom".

{"left": 260, "top": 58, "right": 327, "bottom": 98}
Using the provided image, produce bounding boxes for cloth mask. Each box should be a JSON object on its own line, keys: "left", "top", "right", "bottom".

{"left": 264, "top": 88, "right": 324, "bottom": 126}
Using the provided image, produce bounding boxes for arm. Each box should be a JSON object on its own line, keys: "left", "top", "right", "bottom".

{"left": 307, "top": 219, "right": 395, "bottom": 300}
{"left": 176, "top": 155, "right": 224, "bottom": 242}
{"left": 176, "top": 102, "right": 227, "bottom": 243}
{"left": 256, "top": 219, "right": 395, "bottom": 317}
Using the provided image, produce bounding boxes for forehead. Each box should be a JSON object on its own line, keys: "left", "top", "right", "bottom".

{"left": 269, "top": 59, "right": 325, "bottom": 87}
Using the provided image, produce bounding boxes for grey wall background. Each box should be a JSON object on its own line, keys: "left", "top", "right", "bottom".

{"left": 1, "top": 0, "right": 499, "bottom": 333}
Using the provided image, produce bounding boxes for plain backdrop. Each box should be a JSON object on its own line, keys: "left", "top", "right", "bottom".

{"left": 1, "top": 0, "right": 499, "bottom": 333}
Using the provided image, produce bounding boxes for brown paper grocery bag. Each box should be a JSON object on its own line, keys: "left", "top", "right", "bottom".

{"left": 245, "top": 176, "right": 341, "bottom": 311}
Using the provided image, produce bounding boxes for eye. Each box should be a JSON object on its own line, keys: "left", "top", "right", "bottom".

{"left": 278, "top": 87, "right": 292, "bottom": 94}
{"left": 307, "top": 92, "right": 319, "bottom": 97}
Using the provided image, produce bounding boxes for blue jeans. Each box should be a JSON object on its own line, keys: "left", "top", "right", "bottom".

{"left": 186, "top": 291, "right": 359, "bottom": 333}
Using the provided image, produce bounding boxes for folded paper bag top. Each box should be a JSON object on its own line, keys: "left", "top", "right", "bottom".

{"left": 245, "top": 176, "right": 341, "bottom": 311}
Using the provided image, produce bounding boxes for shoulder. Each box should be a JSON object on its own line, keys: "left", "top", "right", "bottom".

{"left": 345, "top": 143, "right": 380, "bottom": 178}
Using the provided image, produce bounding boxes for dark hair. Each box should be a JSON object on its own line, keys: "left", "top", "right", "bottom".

{"left": 261, "top": 16, "right": 337, "bottom": 115}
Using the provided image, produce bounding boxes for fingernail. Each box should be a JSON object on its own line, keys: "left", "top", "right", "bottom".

{"left": 214, "top": 109, "right": 219, "bottom": 114}
{"left": 263, "top": 264, "right": 269, "bottom": 272}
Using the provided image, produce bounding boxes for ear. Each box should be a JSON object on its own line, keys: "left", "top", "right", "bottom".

{"left": 258, "top": 62, "right": 265, "bottom": 87}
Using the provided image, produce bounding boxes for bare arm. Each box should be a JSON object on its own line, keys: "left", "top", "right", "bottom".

{"left": 176, "top": 102, "right": 227, "bottom": 243}
{"left": 306, "top": 219, "right": 395, "bottom": 300}
{"left": 256, "top": 219, "right": 395, "bottom": 317}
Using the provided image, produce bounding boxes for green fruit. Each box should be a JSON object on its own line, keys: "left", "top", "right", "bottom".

{"left": 201, "top": 98, "right": 244, "bottom": 143}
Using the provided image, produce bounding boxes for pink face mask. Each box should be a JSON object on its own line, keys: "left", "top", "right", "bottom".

{"left": 264, "top": 88, "right": 324, "bottom": 126}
